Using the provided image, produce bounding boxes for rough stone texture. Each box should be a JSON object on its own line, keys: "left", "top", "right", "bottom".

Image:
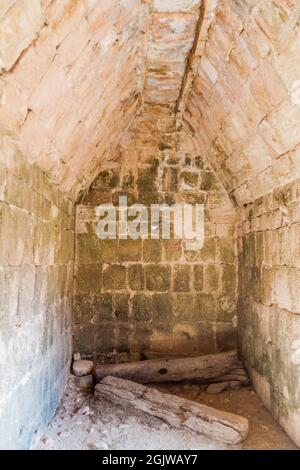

{"left": 74, "top": 124, "right": 237, "bottom": 361}
{"left": 0, "top": 0, "right": 147, "bottom": 450}
{"left": 73, "top": 374, "right": 93, "bottom": 392}
{"left": 1, "top": 0, "right": 300, "bottom": 451}
{"left": 0, "top": 0, "right": 149, "bottom": 199}
{"left": 184, "top": 0, "right": 300, "bottom": 206}
{"left": 72, "top": 359, "right": 93, "bottom": 377}
{"left": 35, "top": 379, "right": 297, "bottom": 450}
{"left": 0, "top": 137, "right": 73, "bottom": 449}
{"left": 179, "top": 2, "right": 300, "bottom": 445}
{"left": 144, "top": 0, "right": 201, "bottom": 106}
{"left": 237, "top": 178, "right": 300, "bottom": 447}
{"left": 0, "top": 0, "right": 205, "bottom": 201}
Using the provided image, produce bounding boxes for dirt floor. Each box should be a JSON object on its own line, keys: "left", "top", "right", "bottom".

{"left": 35, "top": 377, "right": 297, "bottom": 450}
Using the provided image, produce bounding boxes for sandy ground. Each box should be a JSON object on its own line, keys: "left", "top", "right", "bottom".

{"left": 35, "top": 377, "right": 297, "bottom": 450}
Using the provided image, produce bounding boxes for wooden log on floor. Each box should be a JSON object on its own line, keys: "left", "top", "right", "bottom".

{"left": 95, "top": 376, "right": 249, "bottom": 445}
{"left": 95, "top": 350, "right": 247, "bottom": 384}
{"left": 142, "top": 350, "right": 204, "bottom": 360}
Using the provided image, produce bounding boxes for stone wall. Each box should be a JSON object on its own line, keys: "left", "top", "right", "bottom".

{"left": 184, "top": 0, "right": 300, "bottom": 206}
{"left": 74, "top": 123, "right": 238, "bottom": 361}
{"left": 0, "top": 137, "right": 74, "bottom": 449}
{"left": 2, "top": 0, "right": 300, "bottom": 451}
{"left": 0, "top": 1, "right": 148, "bottom": 448}
{"left": 237, "top": 178, "right": 300, "bottom": 446}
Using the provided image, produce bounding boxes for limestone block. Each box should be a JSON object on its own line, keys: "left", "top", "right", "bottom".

{"left": 163, "top": 240, "right": 182, "bottom": 262}
{"left": 218, "top": 295, "right": 237, "bottom": 322}
{"left": 17, "top": 264, "right": 36, "bottom": 323}
{"left": 263, "top": 102, "right": 300, "bottom": 155}
{"left": 73, "top": 360, "right": 93, "bottom": 377}
{"left": 273, "top": 29, "right": 300, "bottom": 90}
{"left": 0, "top": 0, "right": 43, "bottom": 72}
{"left": 219, "top": 238, "right": 236, "bottom": 264}
{"left": 172, "top": 322, "right": 200, "bottom": 354}
{"left": 151, "top": 293, "right": 173, "bottom": 329}
{"left": 211, "top": 207, "right": 237, "bottom": 224}
{"left": 75, "top": 264, "right": 102, "bottom": 294}
{"left": 76, "top": 233, "right": 102, "bottom": 264}
{"left": 252, "top": 0, "right": 284, "bottom": 41}
{"left": 113, "top": 294, "right": 130, "bottom": 322}
{"left": 201, "top": 57, "right": 218, "bottom": 85}
{"left": 243, "top": 135, "right": 274, "bottom": 175}
{"left": 279, "top": 407, "right": 300, "bottom": 448}
{"left": 274, "top": 267, "right": 291, "bottom": 311}
{"left": 288, "top": 268, "right": 300, "bottom": 313}
{"left": 251, "top": 368, "right": 271, "bottom": 411}
{"left": 13, "top": 27, "right": 57, "bottom": 96}
{"left": 250, "top": 62, "right": 287, "bottom": 115}
{"left": 221, "top": 264, "right": 236, "bottom": 296}
{"left": 289, "top": 224, "right": 300, "bottom": 268}
{"left": 185, "top": 237, "right": 217, "bottom": 263}
{"left": 119, "top": 239, "right": 142, "bottom": 262}
{"left": 115, "top": 325, "right": 132, "bottom": 354}
{"left": 197, "top": 293, "right": 218, "bottom": 322}
{"left": 261, "top": 267, "right": 274, "bottom": 306}
{"left": 153, "top": 0, "right": 200, "bottom": 13}
{"left": 73, "top": 323, "right": 95, "bottom": 357}
{"left": 179, "top": 171, "right": 199, "bottom": 191}
{"left": 102, "top": 265, "right": 126, "bottom": 291}
{"left": 46, "top": 0, "right": 86, "bottom": 43}
{"left": 193, "top": 265, "right": 204, "bottom": 291}
{"left": 204, "top": 264, "right": 220, "bottom": 295}
{"left": 131, "top": 294, "right": 153, "bottom": 323}
{"left": 73, "top": 352, "right": 81, "bottom": 361}
{"left": 173, "top": 265, "right": 191, "bottom": 292}
{"left": 57, "top": 19, "right": 90, "bottom": 67}
{"left": 91, "top": 294, "right": 113, "bottom": 323}
{"left": 216, "top": 322, "right": 237, "bottom": 351}
{"left": 92, "top": 169, "right": 120, "bottom": 191}
{"left": 143, "top": 239, "right": 162, "bottom": 263}
{"left": 0, "top": 77, "right": 28, "bottom": 134}
{"left": 162, "top": 167, "right": 178, "bottom": 192}
{"left": 0, "top": 1, "right": 16, "bottom": 21}
{"left": 128, "top": 264, "right": 145, "bottom": 291}
{"left": 2, "top": 266, "right": 20, "bottom": 326}
{"left": 172, "top": 293, "right": 196, "bottom": 321}
{"left": 101, "top": 240, "right": 119, "bottom": 263}
{"left": 73, "top": 374, "right": 93, "bottom": 391}
{"left": 145, "top": 265, "right": 171, "bottom": 292}
{"left": 149, "top": 330, "right": 171, "bottom": 353}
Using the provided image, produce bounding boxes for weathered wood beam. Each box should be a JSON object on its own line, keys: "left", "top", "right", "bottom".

{"left": 95, "top": 376, "right": 249, "bottom": 445}
{"left": 95, "top": 350, "right": 248, "bottom": 384}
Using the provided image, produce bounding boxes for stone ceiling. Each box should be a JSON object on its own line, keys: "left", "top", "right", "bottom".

{"left": 183, "top": 0, "right": 300, "bottom": 205}
{"left": 1, "top": 0, "right": 300, "bottom": 205}
{"left": 143, "top": 0, "right": 201, "bottom": 107}
{"left": 1, "top": 0, "right": 148, "bottom": 199}
{"left": 0, "top": 0, "right": 205, "bottom": 200}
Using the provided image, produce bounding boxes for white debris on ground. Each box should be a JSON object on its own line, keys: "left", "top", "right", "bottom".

{"left": 35, "top": 377, "right": 229, "bottom": 451}
{"left": 36, "top": 377, "right": 296, "bottom": 451}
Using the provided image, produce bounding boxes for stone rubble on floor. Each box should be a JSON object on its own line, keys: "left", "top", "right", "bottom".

{"left": 72, "top": 353, "right": 94, "bottom": 391}
{"left": 72, "top": 359, "right": 94, "bottom": 377}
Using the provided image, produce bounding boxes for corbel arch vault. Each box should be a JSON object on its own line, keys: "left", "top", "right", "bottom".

{"left": 1, "top": 0, "right": 300, "bottom": 449}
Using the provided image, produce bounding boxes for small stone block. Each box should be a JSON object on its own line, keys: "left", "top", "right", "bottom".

{"left": 73, "top": 352, "right": 81, "bottom": 361}
{"left": 74, "top": 374, "right": 94, "bottom": 391}
{"left": 73, "top": 359, "right": 94, "bottom": 377}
